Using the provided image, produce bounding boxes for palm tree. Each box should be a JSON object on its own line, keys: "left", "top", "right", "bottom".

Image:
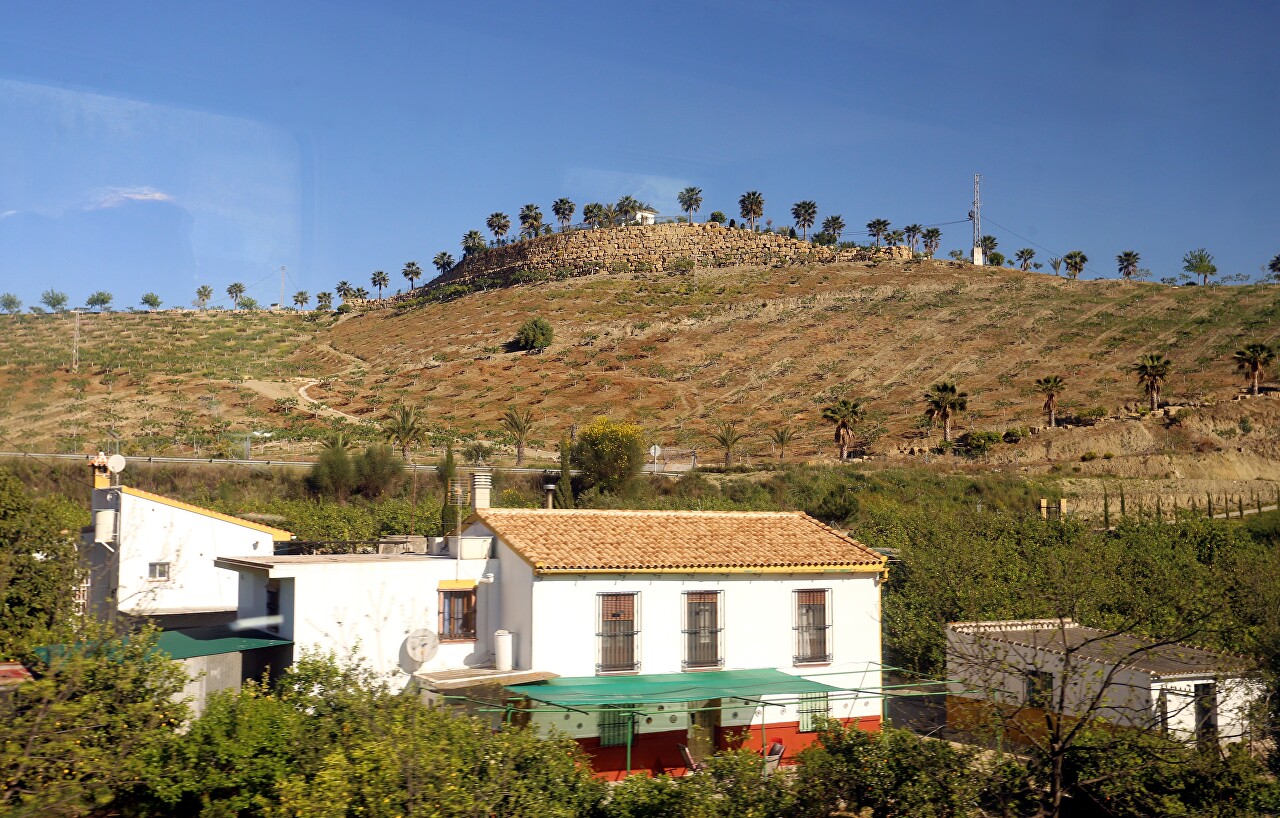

{"left": 335, "top": 281, "right": 352, "bottom": 300}
{"left": 552, "top": 198, "right": 576, "bottom": 231}
{"left": 924, "top": 381, "right": 968, "bottom": 443}
{"left": 195, "top": 285, "right": 214, "bottom": 309}
{"left": 487, "top": 212, "right": 511, "bottom": 245}
{"left": 977, "top": 235, "right": 998, "bottom": 258}
{"left": 402, "top": 261, "right": 423, "bottom": 289}
{"left": 738, "top": 191, "right": 764, "bottom": 230}
{"left": 600, "top": 204, "right": 620, "bottom": 226}
{"left": 1182, "top": 248, "right": 1217, "bottom": 286}
{"left": 1047, "top": 256, "right": 1063, "bottom": 276}
{"left": 519, "top": 204, "right": 543, "bottom": 238}
{"left": 886, "top": 229, "right": 905, "bottom": 247}
{"left": 1134, "top": 353, "right": 1172, "bottom": 411}
{"left": 1035, "top": 375, "right": 1065, "bottom": 427}
{"left": 903, "top": 224, "right": 923, "bottom": 254}
{"left": 616, "top": 196, "right": 643, "bottom": 224}
{"left": 315, "top": 292, "right": 333, "bottom": 311}
{"left": 1116, "top": 250, "right": 1140, "bottom": 282}
{"left": 582, "top": 203, "right": 604, "bottom": 228}
{"left": 352, "top": 287, "right": 369, "bottom": 300}
{"left": 791, "top": 201, "right": 818, "bottom": 240}
{"left": 821, "top": 398, "right": 864, "bottom": 460}
{"left": 1063, "top": 250, "right": 1088, "bottom": 280}
{"left": 921, "top": 227, "right": 942, "bottom": 258}
{"left": 432, "top": 252, "right": 455, "bottom": 277}
{"left": 226, "top": 282, "right": 246, "bottom": 309}
{"left": 462, "top": 230, "right": 487, "bottom": 255}
{"left": 381, "top": 404, "right": 425, "bottom": 461}
{"left": 677, "top": 187, "right": 703, "bottom": 224}
{"left": 769, "top": 425, "right": 796, "bottom": 461}
{"left": 708, "top": 421, "right": 745, "bottom": 468}
{"left": 371, "top": 270, "right": 389, "bottom": 298}
{"left": 1234, "top": 343, "right": 1275, "bottom": 396}
{"left": 500, "top": 407, "right": 535, "bottom": 466}
{"left": 1269, "top": 254, "right": 1280, "bottom": 280}
{"left": 1015, "top": 248, "right": 1037, "bottom": 271}
{"left": 866, "top": 219, "right": 890, "bottom": 246}
{"left": 822, "top": 215, "right": 845, "bottom": 242}
{"left": 292, "top": 291, "right": 309, "bottom": 309}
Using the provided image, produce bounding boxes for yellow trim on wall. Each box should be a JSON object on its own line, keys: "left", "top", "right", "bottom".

{"left": 438, "top": 579, "right": 478, "bottom": 589}
{"left": 120, "top": 487, "right": 294, "bottom": 541}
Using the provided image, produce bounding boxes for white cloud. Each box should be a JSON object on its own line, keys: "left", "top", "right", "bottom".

{"left": 0, "top": 210, "right": 16, "bottom": 219}
{"left": 562, "top": 168, "right": 692, "bottom": 214}
{"left": 86, "top": 186, "right": 175, "bottom": 209}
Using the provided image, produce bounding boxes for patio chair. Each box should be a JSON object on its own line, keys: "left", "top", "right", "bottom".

{"left": 761, "top": 741, "right": 785, "bottom": 778}
{"left": 677, "top": 743, "right": 706, "bottom": 776}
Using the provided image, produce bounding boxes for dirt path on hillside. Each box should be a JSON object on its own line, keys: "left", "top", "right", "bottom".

{"left": 242, "top": 378, "right": 366, "bottom": 424}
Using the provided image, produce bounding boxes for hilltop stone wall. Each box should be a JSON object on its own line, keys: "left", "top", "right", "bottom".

{"left": 438, "top": 222, "right": 909, "bottom": 284}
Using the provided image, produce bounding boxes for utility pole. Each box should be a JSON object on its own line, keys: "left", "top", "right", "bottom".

{"left": 279, "top": 266, "right": 286, "bottom": 310}
{"left": 72, "top": 310, "right": 80, "bottom": 373}
{"left": 970, "top": 174, "right": 983, "bottom": 266}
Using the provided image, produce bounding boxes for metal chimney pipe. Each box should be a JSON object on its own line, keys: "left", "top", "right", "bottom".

{"left": 543, "top": 483, "right": 556, "bottom": 509}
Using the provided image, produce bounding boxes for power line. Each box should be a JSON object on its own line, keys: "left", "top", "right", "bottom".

{"left": 981, "top": 215, "right": 1109, "bottom": 278}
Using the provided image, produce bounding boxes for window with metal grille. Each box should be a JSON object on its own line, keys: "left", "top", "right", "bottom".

{"left": 683, "top": 591, "right": 723, "bottom": 669}
{"left": 439, "top": 589, "right": 476, "bottom": 641}
{"left": 598, "top": 704, "right": 636, "bottom": 747}
{"left": 1024, "top": 670, "right": 1054, "bottom": 709}
{"left": 798, "top": 692, "right": 829, "bottom": 732}
{"left": 794, "top": 589, "right": 831, "bottom": 664}
{"left": 598, "top": 593, "right": 639, "bottom": 673}
{"left": 148, "top": 562, "right": 170, "bottom": 581}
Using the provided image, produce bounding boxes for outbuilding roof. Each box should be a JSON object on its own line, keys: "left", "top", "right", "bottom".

{"left": 121, "top": 486, "right": 294, "bottom": 541}
{"left": 471, "top": 508, "right": 884, "bottom": 574}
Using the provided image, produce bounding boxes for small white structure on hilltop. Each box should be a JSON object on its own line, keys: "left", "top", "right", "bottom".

{"left": 82, "top": 454, "right": 294, "bottom": 628}
{"left": 219, "top": 470, "right": 889, "bottom": 779}
{"left": 634, "top": 207, "right": 658, "bottom": 225}
{"left": 946, "top": 618, "right": 1260, "bottom": 748}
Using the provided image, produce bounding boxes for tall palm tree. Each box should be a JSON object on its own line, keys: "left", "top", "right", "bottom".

{"left": 382, "top": 404, "right": 425, "bottom": 460}
{"left": 1134, "top": 353, "right": 1172, "bottom": 411}
{"left": 500, "top": 407, "right": 535, "bottom": 466}
{"left": 462, "top": 230, "right": 487, "bottom": 255}
{"left": 315, "top": 292, "right": 333, "bottom": 311}
{"left": 708, "top": 421, "right": 745, "bottom": 468}
{"left": 518, "top": 204, "right": 543, "bottom": 238}
{"left": 335, "top": 281, "right": 352, "bottom": 300}
{"left": 292, "top": 291, "right": 309, "bottom": 309}
{"left": 1269, "top": 254, "right": 1280, "bottom": 280}
{"left": 1035, "top": 375, "right": 1065, "bottom": 427}
{"left": 866, "top": 219, "right": 890, "bottom": 246}
{"left": 791, "top": 201, "right": 818, "bottom": 240}
{"left": 903, "top": 224, "right": 923, "bottom": 254}
{"left": 1047, "top": 257, "right": 1063, "bottom": 276}
{"left": 1234, "top": 343, "right": 1276, "bottom": 396}
{"left": 921, "top": 227, "right": 942, "bottom": 258}
{"left": 738, "top": 191, "right": 764, "bottom": 230}
{"left": 615, "top": 196, "right": 642, "bottom": 224}
{"left": 822, "top": 215, "right": 845, "bottom": 242}
{"left": 226, "top": 282, "right": 246, "bottom": 309}
{"left": 924, "top": 381, "right": 968, "bottom": 443}
{"left": 769, "top": 425, "right": 796, "bottom": 461}
{"left": 1116, "top": 250, "right": 1140, "bottom": 282}
{"left": 600, "top": 204, "right": 620, "bottom": 226}
{"left": 371, "top": 270, "right": 389, "bottom": 298}
{"left": 582, "top": 202, "right": 604, "bottom": 228}
{"left": 487, "top": 212, "right": 510, "bottom": 244}
{"left": 1063, "top": 250, "right": 1088, "bottom": 280}
{"left": 195, "top": 285, "right": 214, "bottom": 309}
{"left": 821, "top": 398, "right": 864, "bottom": 460}
{"left": 1015, "top": 248, "right": 1037, "bottom": 271}
{"left": 677, "top": 187, "right": 703, "bottom": 224}
{"left": 1182, "top": 248, "right": 1217, "bottom": 286}
{"left": 886, "top": 229, "right": 905, "bottom": 247}
{"left": 552, "top": 198, "right": 576, "bottom": 231}
{"left": 402, "top": 261, "right": 423, "bottom": 289}
{"left": 977, "top": 235, "right": 998, "bottom": 257}
{"left": 432, "top": 252, "right": 455, "bottom": 276}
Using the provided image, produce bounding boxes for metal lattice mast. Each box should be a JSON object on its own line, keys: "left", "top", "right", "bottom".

{"left": 971, "top": 174, "right": 982, "bottom": 265}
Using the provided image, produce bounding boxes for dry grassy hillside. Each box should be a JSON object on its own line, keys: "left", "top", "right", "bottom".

{"left": 1, "top": 259, "right": 1278, "bottom": 481}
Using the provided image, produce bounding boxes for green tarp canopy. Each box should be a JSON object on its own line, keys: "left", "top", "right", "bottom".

{"left": 155, "top": 625, "right": 291, "bottom": 660}
{"left": 507, "top": 667, "right": 844, "bottom": 709}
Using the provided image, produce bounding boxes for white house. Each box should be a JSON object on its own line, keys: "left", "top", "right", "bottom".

{"left": 947, "top": 618, "right": 1259, "bottom": 748}
{"left": 634, "top": 207, "right": 658, "bottom": 225}
{"left": 218, "top": 472, "right": 889, "bottom": 778}
{"left": 83, "top": 460, "right": 294, "bottom": 627}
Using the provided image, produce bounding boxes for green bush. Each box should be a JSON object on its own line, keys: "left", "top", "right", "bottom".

{"left": 1081, "top": 451, "right": 1099, "bottom": 462}
{"left": 668, "top": 257, "right": 695, "bottom": 273}
{"left": 571, "top": 416, "right": 645, "bottom": 493}
{"left": 515, "top": 317, "right": 554, "bottom": 351}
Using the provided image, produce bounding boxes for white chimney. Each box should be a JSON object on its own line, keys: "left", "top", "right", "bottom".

{"left": 471, "top": 470, "right": 492, "bottom": 511}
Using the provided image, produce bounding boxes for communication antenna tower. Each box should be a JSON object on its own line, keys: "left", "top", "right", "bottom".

{"left": 279, "top": 266, "right": 286, "bottom": 310}
{"left": 970, "top": 174, "right": 983, "bottom": 266}
{"left": 72, "top": 310, "right": 80, "bottom": 373}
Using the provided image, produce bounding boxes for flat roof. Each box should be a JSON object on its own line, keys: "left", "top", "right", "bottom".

{"left": 156, "top": 625, "right": 292, "bottom": 660}
{"left": 120, "top": 486, "right": 294, "bottom": 541}
{"left": 508, "top": 667, "right": 844, "bottom": 708}
{"left": 217, "top": 553, "right": 449, "bottom": 570}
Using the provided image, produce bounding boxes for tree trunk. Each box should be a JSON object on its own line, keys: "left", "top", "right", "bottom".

{"left": 516, "top": 441, "right": 525, "bottom": 467}
{"left": 1253, "top": 371, "right": 1260, "bottom": 396}
{"left": 944, "top": 415, "right": 952, "bottom": 443}
{"left": 1150, "top": 387, "right": 1159, "bottom": 411}
{"left": 724, "top": 450, "right": 732, "bottom": 469}
{"left": 1049, "top": 404, "right": 1056, "bottom": 428}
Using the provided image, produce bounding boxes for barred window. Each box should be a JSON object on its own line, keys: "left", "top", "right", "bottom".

{"left": 598, "top": 593, "right": 639, "bottom": 673}
{"left": 798, "top": 692, "right": 829, "bottom": 732}
{"left": 1024, "top": 670, "right": 1054, "bottom": 709}
{"left": 598, "top": 704, "right": 636, "bottom": 747}
{"left": 439, "top": 589, "right": 476, "bottom": 641}
{"left": 683, "top": 591, "right": 723, "bottom": 669}
{"left": 794, "top": 589, "right": 831, "bottom": 664}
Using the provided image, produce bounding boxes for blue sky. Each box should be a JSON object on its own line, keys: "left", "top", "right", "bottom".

{"left": 1, "top": 1, "right": 1277, "bottom": 309}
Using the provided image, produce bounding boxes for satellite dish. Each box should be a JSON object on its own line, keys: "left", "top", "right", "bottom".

{"left": 404, "top": 629, "right": 439, "bottom": 664}
{"left": 106, "top": 454, "right": 127, "bottom": 474}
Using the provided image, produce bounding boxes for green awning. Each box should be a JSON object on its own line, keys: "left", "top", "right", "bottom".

{"left": 507, "top": 668, "right": 843, "bottom": 709}
{"left": 155, "top": 626, "right": 292, "bottom": 660}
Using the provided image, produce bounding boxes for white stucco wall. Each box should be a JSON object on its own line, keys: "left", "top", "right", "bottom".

{"left": 228, "top": 554, "right": 498, "bottom": 686}
{"left": 94, "top": 488, "right": 279, "bottom": 615}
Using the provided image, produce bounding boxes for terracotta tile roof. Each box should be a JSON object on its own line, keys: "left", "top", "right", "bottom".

{"left": 471, "top": 509, "right": 884, "bottom": 574}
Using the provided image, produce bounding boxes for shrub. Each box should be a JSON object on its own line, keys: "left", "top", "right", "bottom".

{"left": 669, "top": 257, "right": 695, "bottom": 273}
{"left": 1081, "top": 451, "right": 1099, "bottom": 462}
{"left": 708, "top": 211, "right": 727, "bottom": 224}
{"left": 514, "top": 317, "right": 553, "bottom": 351}
{"left": 959, "top": 431, "right": 1002, "bottom": 456}
{"left": 571, "top": 416, "right": 645, "bottom": 493}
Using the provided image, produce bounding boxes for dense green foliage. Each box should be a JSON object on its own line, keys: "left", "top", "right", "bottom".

{"left": 570, "top": 415, "right": 646, "bottom": 493}
{"left": 515, "top": 316, "right": 554, "bottom": 351}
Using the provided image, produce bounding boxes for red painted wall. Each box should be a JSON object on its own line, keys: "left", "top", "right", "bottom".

{"left": 578, "top": 716, "right": 882, "bottom": 779}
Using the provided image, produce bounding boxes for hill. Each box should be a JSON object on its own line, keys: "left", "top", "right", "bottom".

{"left": 1, "top": 256, "right": 1278, "bottom": 496}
